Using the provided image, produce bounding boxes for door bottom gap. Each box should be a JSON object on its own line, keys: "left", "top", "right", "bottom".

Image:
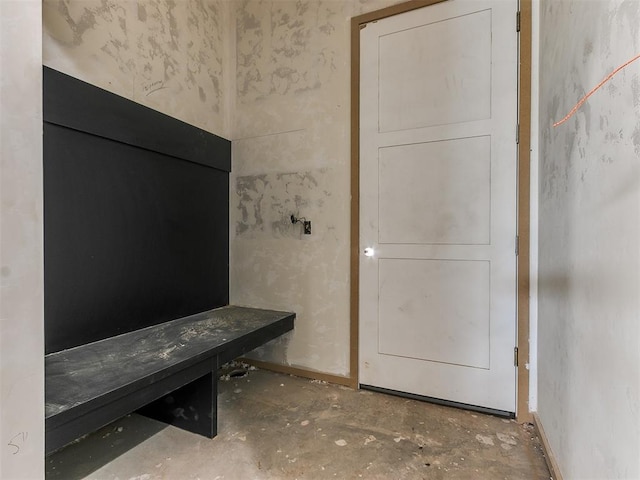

{"left": 359, "top": 384, "right": 515, "bottom": 419}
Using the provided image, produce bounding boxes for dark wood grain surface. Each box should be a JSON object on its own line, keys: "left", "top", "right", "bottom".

{"left": 43, "top": 66, "right": 231, "bottom": 172}
{"left": 46, "top": 306, "right": 294, "bottom": 420}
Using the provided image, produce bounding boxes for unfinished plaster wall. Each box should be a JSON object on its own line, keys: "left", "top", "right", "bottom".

{"left": 0, "top": 1, "right": 44, "bottom": 478}
{"left": 230, "top": 0, "right": 401, "bottom": 376}
{"left": 528, "top": 0, "right": 540, "bottom": 413}
{"left": 43, "top": 0, "right": 232, "bottom": 137}
{"left": 538, "top": 0, "right": 640, "bottom": 477}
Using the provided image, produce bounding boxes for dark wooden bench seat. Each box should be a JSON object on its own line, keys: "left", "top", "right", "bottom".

{"left": 45, "top": 305, "right": 295, "bottom": 454}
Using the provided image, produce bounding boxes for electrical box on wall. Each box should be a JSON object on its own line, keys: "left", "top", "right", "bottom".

{"left": 291, "top": 214, "right": 311, "bottom": 235}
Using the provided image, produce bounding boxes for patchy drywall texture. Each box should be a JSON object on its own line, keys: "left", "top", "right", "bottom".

{"left": 231, "top": 133, "right": 351, "bottom": 373}
{"left": 0, "top": 1, "right": 44, "bottom": 478}
{"left": 230, "top": 0, "right": 402, "bottom": 376}
{"left": 538, "top": 0, "right": 640, "bottom": 478}
{"left": 236, "top": 169, "right": 331, "bottom": 238}
{"left": 234, "top": 0, "right": 402, "bottom": 137}
{"left": 528, "top": 0, "right": 541, "bottom": 413}
{"left": 43, "top": 0, "right": 230, "bottom": 136}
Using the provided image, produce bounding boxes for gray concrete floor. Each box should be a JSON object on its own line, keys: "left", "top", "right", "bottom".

{"left": 47, "top": 369, "right": 550, "bottom": 480}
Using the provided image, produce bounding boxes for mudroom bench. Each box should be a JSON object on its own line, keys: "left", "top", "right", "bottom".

{"left": 45, "top": 306, "right": 295, "bottom": 454}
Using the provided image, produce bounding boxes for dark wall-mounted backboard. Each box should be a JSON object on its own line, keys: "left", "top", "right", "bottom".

{"left": 43, "top": 67, "right": 231, "bottom": 354}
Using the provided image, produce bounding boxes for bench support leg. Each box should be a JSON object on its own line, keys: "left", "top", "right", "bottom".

{"left": 138, "top": 370, "right": 217, "bottom": 438}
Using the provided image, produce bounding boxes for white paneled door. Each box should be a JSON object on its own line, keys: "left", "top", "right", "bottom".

{"left": 359, "top": 0, "right": 518, "bottom": 413}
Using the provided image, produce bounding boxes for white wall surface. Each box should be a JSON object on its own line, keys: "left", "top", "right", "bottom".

{"left": 43, "top": 0, "right": 232, "bottom": 138}
{"left": 528, "top": 0, "right": 540, "bottom": 414}
{"left": 230, "top": 0, "right": 402, "bottom": 377}
{"left": 0, "top": 1, "right": 44, "bottom": 478}
{"left": 538, "top": 0, "right": 640, "bottom": 478}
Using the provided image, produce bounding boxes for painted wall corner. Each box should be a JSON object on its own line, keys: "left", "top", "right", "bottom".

{"left": 1, "top": 0, "right": 45, "bottom": 478}
{"left": 537, "top": 0, "right": 640, "bottom": 477}
{"left": 230, "top": 0, "right": 403, "bottom": 377}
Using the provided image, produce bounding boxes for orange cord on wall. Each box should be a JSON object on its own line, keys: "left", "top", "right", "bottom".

{"left": 553, "top": 52, "right": 640, "bottom": 127}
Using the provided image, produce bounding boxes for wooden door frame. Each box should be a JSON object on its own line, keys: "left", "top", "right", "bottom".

{"left": 349, "top": 0, "right": 533, "bottom": 423}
